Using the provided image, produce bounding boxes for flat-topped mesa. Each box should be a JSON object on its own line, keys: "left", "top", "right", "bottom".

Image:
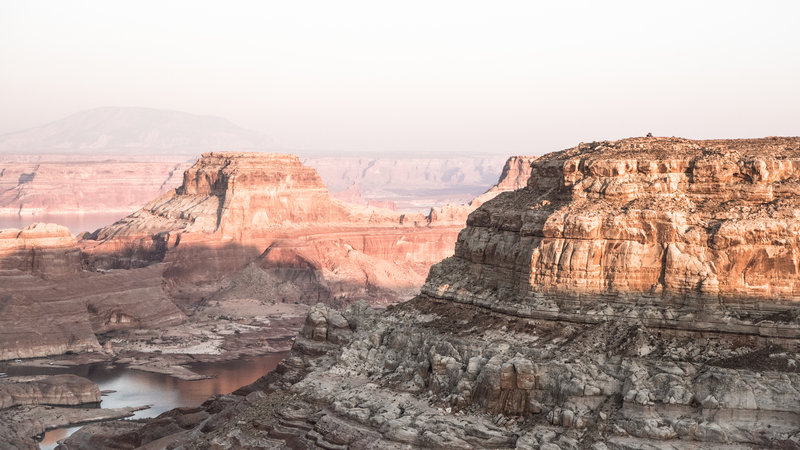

{"left": 84, "top": 151, "right": 510, "bottom": 301}
{"left": 181, "top": 153, "right": 347, "bottom": 228}
{"left": 95, "top": 152, "right": 364, "bottom": 240}
{"left": 424, "top": 137, "right": 800, "bottom": 336}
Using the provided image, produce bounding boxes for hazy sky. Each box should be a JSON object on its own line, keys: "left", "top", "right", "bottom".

{"left": 1, "top": 1, "right": 798, "bottom": 154}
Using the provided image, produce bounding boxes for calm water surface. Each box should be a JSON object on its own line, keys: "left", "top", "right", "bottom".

{"left": 0, "top": 354, "right": 286, "bottom": 449}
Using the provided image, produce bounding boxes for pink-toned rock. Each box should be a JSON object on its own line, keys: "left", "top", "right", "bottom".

{"left": 0, "top": 158, "right": 191, "bottom": 217}
{"left": 0, "top": 223, "right": 80, "bottom": 278}
{"left": 83, "top": 152, "right": 486, "bottom": 302}
{"left": 424, "top": 137, "right": 800, "bottom": 336}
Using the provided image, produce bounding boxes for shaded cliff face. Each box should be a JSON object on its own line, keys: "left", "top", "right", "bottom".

{"left": 110, "top": 138, "right": 800, "bottom": 449}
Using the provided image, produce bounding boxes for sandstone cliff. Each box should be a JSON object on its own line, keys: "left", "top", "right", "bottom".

{"left": 0, "top": 223, "right": 80, "bottom": 278}
{"left": 0, "top": 158, "right": 191, "bottom": 219}
{"left": 82, "top": 152, "right": 470, "bottom": 304}
{"left": 97, "top": 137, "right": 800, "bottom": 449}
{"left": 427, "top": 137, "right": 800, "bottom": 336}
{"left": 2, "top": 152, "right": 532, "bottom": 361}
{"left": 0, "top": 223, "right": 185, "bottom": 360}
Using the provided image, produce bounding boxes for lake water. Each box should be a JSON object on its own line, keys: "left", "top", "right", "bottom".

{"left": 0, "top": 354, "right": 286, "bottom": 449}
{"left": 0, "top": 212, "right": 128, "bottom": 234}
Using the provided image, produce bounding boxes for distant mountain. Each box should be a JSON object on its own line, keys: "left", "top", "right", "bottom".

{"left": 0, "top": 107, "right": 268, "bottom": 155}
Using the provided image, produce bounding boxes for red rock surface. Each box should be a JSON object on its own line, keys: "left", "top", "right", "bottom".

{"left": 0, "top": 225, "right": 183, "bottom": 360}
{"left": 84, "top": 152, "right": 471, "bottom": 302}
{"left": 424, "top": 137, "right": 800, "bottom": 335}
{"left": 0, "top": 223, "right": 80, "bottom": 278}
{"left": 0, "top": 152, "right": 534, "bottom": 360}
{"left": 0, "top": 158, "right": 191, "bottom": 217}
{"left": 120, "top": 138, "right": 800, "bottom": 450}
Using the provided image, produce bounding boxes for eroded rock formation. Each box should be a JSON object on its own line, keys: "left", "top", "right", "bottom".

{"left": 0, "top": 374, "right": 146, "bottom": 449}
{"left": 81, "top": 152, "right": 474, "bottom": 303}
{"left": 0, "top": 374, "right": 100, "bottom": 409}
{"left": 0, "top": 223, "right": 80, "bottom": 278}
{"left": 100, "top": 137, "right": 800, "bottom": 449}
{"left": 1, "top": 152, "right": 531, "bottom": 362}
{"left": 0, "top": 158, "right": 191, "bottom": 219}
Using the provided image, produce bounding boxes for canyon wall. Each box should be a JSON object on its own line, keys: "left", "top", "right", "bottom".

{"left": 0, "top": 159, "right": 191, "bottom": 219}
{"left": 0, "top": 154, "right": 511, "bottom": 224}
{"left": 1, "top": 152, "right": 533, "bottom": 361}
{"left": 426, "top": 137, "right": 800, "bottom": 336}
{"left": 112, "top": 137, "right": 800, "bottom": 449}
{"left": 0, "top": 228, "right": 185, "bottom": 360}
{"left": 83, "top": 151, "right": 513, "bottom": 303}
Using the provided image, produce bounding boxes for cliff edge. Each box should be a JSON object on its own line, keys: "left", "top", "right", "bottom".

{"left": 103, "top": 137, "right": 800, "bottom": 449}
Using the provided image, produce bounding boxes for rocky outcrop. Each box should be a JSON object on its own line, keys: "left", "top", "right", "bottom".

{"left": 427, "top": 137, "right": 800, "bottom": 336}
{"left": 0, "top": 375, "right": 133, "bottom": 450}
{"left": 0, "top": 223, "right": 81, "bottom": 278}
{"left": 104, "top": 137, "right": 800, "bottom": 449}
{"left": 82, "top": 152, "right": 472, "bottom": 304}
{"left": 0, "top": 404, "right": 144, "bottom": 450}
{"left": 424, "top": 155, "right": 537, "bottom": 226}
{"left": 0, "top": 375, "right": 100, "bottom": 408}
{"left": 2, "top": 152, "right": 532, "bottom": 361}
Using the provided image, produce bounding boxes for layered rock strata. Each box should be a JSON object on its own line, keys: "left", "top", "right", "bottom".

{"left": 93, "top": 137, "right": 800, "bottom": 449}
{"left": 428, "top": 137, "right": 800, "bottom": 337}
{"left": 0, "top": 223, "right": 80, "bottom": 278}
{"left": 0, "top": 221, "right": 187, "bottom": 359}
{"left": 0, "top": 262, "right": 185, "bottom": 360}
{"left": 0, "top": 374, "right": 100, "bottom": 409}
{"left": 1, "top": 152, "right": 532, "bottom": 361}
{"left": 0, "top": 374, "right": 136, "bottom": 449}
{"left": 81, "top": 152, "right": 484, "bottom": 303}
{"left": 0, "top": 158, "right": 191, "bottom": 217}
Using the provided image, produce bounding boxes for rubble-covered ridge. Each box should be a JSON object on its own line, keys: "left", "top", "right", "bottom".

{"left": 93, "top": 300, "right": 799, "bottom": 449}
{"left": 82, "top": 138, "right": 800, "bottom": 449}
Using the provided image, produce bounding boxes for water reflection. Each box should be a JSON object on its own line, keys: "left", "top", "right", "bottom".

{"left": 0, "top": 354, "right": 286, "bottom": 449}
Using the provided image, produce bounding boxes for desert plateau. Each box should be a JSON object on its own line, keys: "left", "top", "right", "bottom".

{"left": 2, "top": 2, "right": 799, "bottom": 449}
{"left": 2, "top": 136, "right": 799, "bottom": 449}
